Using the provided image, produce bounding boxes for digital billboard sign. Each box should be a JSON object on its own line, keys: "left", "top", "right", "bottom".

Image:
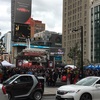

{"left": 14, "top": 0, "right": 32, "bottom": 24}
{"left": 13, "top": 23, "right": 30, "bottom": 41}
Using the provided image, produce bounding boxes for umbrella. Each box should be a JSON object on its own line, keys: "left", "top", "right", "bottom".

{"left": 86, "top": 65, "right": 95, "bottom": 70}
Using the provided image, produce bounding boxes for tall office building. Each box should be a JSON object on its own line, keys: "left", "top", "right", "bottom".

{"left": 90, "top": 0, "right": 100, "bottom": 63}
{"left": 4, "top": 31, "right": 11, "bottom": 54}
{"left": 62, "top": 0, "right": 91, "bottom": 65}
{"left": 3, "top": 31, "right": 12, "bottom": 62}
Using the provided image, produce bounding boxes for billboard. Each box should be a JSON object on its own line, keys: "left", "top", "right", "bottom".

{"left": 14, "top": 0, "right": 32, "bottom": 24}
{"left": 13, "top": 23, "right": 30, "bottom": 41}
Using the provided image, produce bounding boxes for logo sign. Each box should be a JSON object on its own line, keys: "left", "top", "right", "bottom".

{"left": 49, "top": 48, "right": 65, "bottom": 56}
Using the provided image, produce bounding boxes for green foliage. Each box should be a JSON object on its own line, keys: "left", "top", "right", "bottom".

{"left": 67, "top": 43, "right": 81, "bottom": 66}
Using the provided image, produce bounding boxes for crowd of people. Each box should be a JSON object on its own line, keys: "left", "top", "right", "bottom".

{"left": 0, "top": 66, "right": 100, "bottom": 86}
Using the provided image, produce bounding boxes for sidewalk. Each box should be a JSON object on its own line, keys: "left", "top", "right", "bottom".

{"left": 44, "top": 87, "right": 58, "bottom": 96}
{"left": 43, "top": 78, "right": 69, "bottom": 96}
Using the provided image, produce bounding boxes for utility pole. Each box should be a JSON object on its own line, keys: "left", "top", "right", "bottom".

{"left": 72, "top": 26, "right": 84, "bottom": 78}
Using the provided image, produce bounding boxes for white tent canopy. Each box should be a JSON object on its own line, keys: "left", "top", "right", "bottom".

{"left": 64, "top": 65, "right": 77, "bottom": 69}
{"left": 1, "top": 60, "right": 15, "bottom": 67}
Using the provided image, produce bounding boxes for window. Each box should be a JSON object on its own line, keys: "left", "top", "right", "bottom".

{"left": 98, "top": 13, "right": 100, "bottom": 19}
{"left": 84, "top": 18, "right": 86, "bottom": 23}
{"left": 84, "top": 4, "right": 87, "bottom": 9}
{"left": 16, "top": 76, "right": 33, "bottom": 83}
{"left": 84, "top": 11, "right": 87, "bottom": 16}
{"left": 94, "top": 6, "right": 98, "bottom": 13}
{"left": 96, "top": 80, "right": 100, "bottom": 84}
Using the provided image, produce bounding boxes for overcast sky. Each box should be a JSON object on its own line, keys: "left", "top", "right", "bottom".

{"left": 0, "top": 0, "right": 62, "bottom": 36}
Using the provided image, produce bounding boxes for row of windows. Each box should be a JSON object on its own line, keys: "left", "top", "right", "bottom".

{"left": 67, "top": 34, "right": 87, "bottom": 42}
{"left": 91, "top": 6, "right": 100, "bottom": 14}
{"left": 66, "top": 43, "right": 87, "bottom": 53}
{"left": 67, "top": 34, "right": 80, "bottom": 39}
{"left": 67, "top": 19, "right": 82, "bottom": 28}
{"left": 67, "top": 10, "right": 86, "bottom": 18}
{"left": 67, "top": 11, "right": 87, "bottom": 20}
{"left": 65, "top": 11, "right": 86, "bottom": 24}
{"left": 91, "top": 13, "right": 100, "bottom": 21}
{"left": 64, "top": 37, "right": 87, "bottom": 48}
{"left": 68, "top": 13, "right": 82, "bottom": 21}
{"left": 68, "top": 3, "right": 87, "bottom": 11}
{"left": 68, "top": 6, "right": 82, "bottom": 13}
{"left": 67, "top": 18, "right": 87, "bottom": 29}
{"left": 68, "top": 0, "right": 82, "bottom": 9}
{"left": 91, "top": 54, "right": 100, "bottom": 64}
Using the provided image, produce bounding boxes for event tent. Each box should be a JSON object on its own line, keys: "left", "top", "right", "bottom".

{"left": 86, "top": 65, "right": 95, "bottom": 70}
{"left": 1, "top": 60, "right": 15, "bottom": 67}
{"left": 93, "top": 65, "right": 100, "bottom": 70}
{"left": 64, "top": 65, "right": 77, "bottom": 69}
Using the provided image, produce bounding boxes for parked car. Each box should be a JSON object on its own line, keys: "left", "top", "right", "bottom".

{"left": 56, "top": 76, "right": 100, "bottom": 100}
{"left": 3, "top": 74, "right": 44, "bottom": 100}
{"left": 0, "top": 84, "right": 8, "bottom": 100}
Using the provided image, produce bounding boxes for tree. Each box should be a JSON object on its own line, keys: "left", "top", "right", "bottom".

{"left": 67, "top": 43, "right": 81, "bottom": 67}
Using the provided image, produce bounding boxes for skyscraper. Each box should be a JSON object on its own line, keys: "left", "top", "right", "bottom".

{"left": 62, "top": 0, "right": 90, "bottom": 65}
{"left": 90, "top": 0, "right": 100, "bottom": 63}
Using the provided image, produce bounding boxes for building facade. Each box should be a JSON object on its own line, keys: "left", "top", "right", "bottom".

{"left": 90, "top": 0, "right": 100, "bottom": 63}
{"left": 30, "top": 18, "right": 45, "bottom": 38}
{"left": 31, "top": 30, "right": 64, "bottom": 67}
{"left": 0, "top": 31, "right": 12, "bottom": 62}
{"left": 4, "top": 31, "right": 11, "bottom": 54}
{"left": 62, "top": 0, "right": 90, "bottom": 65}
{"left": 31, "top": 30, "right": 62, "bottom": 47}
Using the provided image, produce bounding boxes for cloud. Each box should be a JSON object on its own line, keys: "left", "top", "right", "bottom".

{"left": 32, "top": 0, "right": 62, "bottom": 33}
{"left": 0, "top": 2, "right": 11, "bottom": 35}
{"left": 0, "top": 0, "right": 62, "bottom": 35}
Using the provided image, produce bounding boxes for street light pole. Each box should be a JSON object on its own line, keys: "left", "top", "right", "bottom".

{"left": 72, "top": 26, "right": 83, "bottom": 78}
{"left": 80, "top": 26, "right": 83, "bottom": 78}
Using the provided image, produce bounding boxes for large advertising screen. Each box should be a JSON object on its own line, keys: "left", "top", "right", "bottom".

{"left": 14, "top": 0, "right": 32, "bottom": 24}
{"left": 13, "top": 23, "right": 30, "bottom": 42}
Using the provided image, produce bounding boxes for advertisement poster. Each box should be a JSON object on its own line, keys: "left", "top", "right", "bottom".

{"left": 14, "top": 0, "right": 32, "bottom": 24}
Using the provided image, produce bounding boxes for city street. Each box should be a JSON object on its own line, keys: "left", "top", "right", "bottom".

{"left": 22, "top": 96, "right": 56, "bottom": 100}
{"left": 42, "top": 96, "right": 56, "bottom": 100}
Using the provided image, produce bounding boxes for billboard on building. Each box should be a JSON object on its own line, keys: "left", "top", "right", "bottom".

{"left": 13, "top": 23, "right": 30, "bottom": 41}
{"left": 14, "top": 0, "right": 32, "bottom": 24}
